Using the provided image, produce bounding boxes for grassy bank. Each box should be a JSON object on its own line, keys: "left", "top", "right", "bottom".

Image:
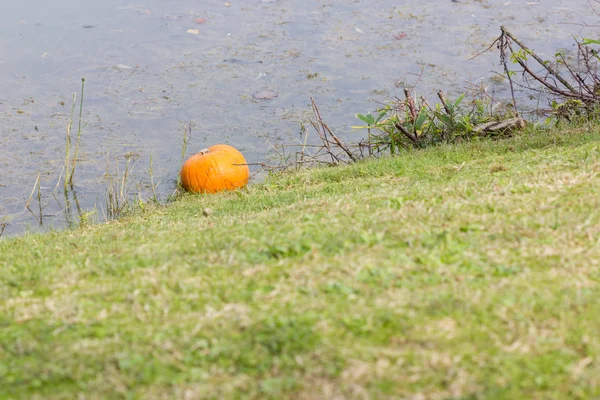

{"left": 2, "top": 124, "right": 600, "bottom": 399}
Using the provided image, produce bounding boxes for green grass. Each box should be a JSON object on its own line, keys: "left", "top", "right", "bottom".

{"left": 2, "top": 124, "right": 600, "bottom": 399}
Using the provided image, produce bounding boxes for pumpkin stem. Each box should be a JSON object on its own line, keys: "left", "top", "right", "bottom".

{"left": 198, "top": 148, "right": 210, "bottom": 155}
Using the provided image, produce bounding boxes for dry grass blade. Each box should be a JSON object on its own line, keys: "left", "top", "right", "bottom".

{"left": 25, "top": 173, "right": 43, "bottom": 226}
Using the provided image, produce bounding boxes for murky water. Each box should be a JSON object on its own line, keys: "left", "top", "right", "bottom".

{"left": 0, "top": 0, "right": 594, "bottom": 236}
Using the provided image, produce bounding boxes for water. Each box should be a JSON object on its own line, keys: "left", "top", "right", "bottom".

{"left": 0, "top": 0, "right": 594, "bottom": 237}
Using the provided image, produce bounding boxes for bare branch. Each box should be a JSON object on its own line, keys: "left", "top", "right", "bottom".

{"left": 501, "top": 26, "right": 579, "bottom": 94}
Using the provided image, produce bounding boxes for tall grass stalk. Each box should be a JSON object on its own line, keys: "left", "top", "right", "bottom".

{"left": 25, "top": 173, "right": 43, "bottom": 226}
{"left": 63, "top": 93, "right": 76, "bottom": 191}
{"left": 176, "top": 122, "right": 192, "bottom": 190}
{"left": 149, "top": 153, "right": 158, "bottom": 203}
{"left": 104, "top": 154, "right": 134, "bottom": 220}
{"left": 181, "top": 122, "right": 191, "bottom": 166}
{"left": 68, "top": 77, "right": 86, "bottom": 187}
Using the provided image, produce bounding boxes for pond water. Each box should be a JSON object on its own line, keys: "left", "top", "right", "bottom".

{"left": 0, "top": 0, "right": 594, "bottom": 237}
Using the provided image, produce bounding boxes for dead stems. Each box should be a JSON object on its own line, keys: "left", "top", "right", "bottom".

{"left": 310, "top": 98, "right": 358, "bottom": 162}
{"left": 240, "top": 99, "right": 361, "bottom": 174}
{"left": 393, "top": 121, "right": 420, "bottom": 147}
{"left": 501, "top": 27, "right": 579, "bottom": 94}
{"left": 481, "top": 26, "right": 600, "bottom": 114}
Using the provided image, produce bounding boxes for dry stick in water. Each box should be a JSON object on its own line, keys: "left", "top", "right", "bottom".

{"left": 580, "top": 42, "right": 600, "bottom": 87}
{"left": 557, "top": 52, "right": 590, "bottom": 94}
{"left": 469, "top": 30, "right": 519, "bottom": 115}
{"left": 239, "top": 99, "right": 359, "bottom": 173}
{"left": 310, "top": 98, "right": 357, "bottom": 162}
{"left": 500, "top": 26, "right": 578, "bottom": 95}
{"left": 505, "top": 40, "right": 583, "bottom": 101}
{"left": 499, "top": 38, "right": 520, "bottom": 116}
{"left": 499, "top": 27, "right": 597, "bottom": 106}
{"left": 471, "top": 27, "right": 586, "bottom": 115}
{"left": 309, "top": 98, "right": 337, "bottom": 164}
{"left": 308, "top": 120, "right": 339, "bottom": 164}
{"left": 320, "top": 118, "right": 358, "bottom": 162}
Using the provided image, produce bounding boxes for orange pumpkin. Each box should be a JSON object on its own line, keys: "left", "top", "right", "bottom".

{"left": 180, "top": 144, "right": 249, "bottom": 193}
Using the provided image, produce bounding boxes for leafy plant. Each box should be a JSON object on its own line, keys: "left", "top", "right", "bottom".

{"left": 354, "top": 90, "right": 492, "bottom": 154}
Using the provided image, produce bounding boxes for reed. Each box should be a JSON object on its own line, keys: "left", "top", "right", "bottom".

{"left": 64, "top": 77, "right": 86, "bottom": 190}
